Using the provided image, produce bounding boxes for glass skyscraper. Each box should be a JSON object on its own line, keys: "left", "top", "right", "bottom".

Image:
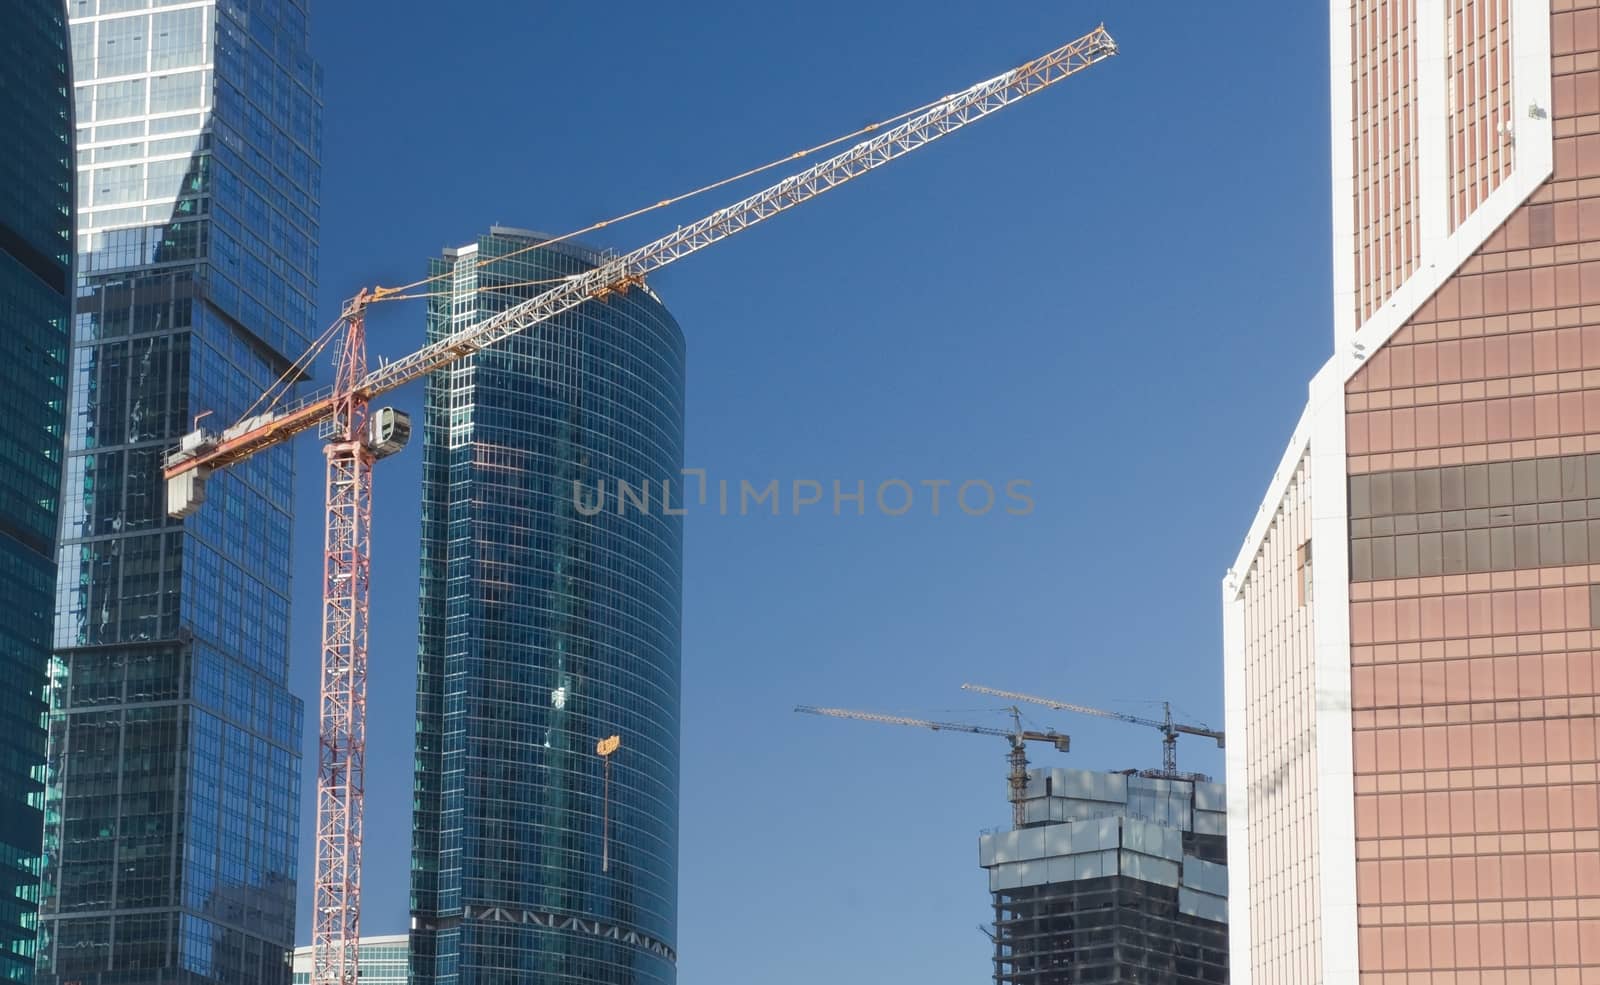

{"left": 0, "top": 1, "right": 75, "bottom": 980}
{"left": 40, "top": 1, "right": 319, "bottom": 982}
{"left": 410, "top": 228, "right": 684, "bottom": 985}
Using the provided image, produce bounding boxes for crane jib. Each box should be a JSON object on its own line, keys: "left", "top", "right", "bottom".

{"left": 159, "top": 25, "right": 1117, "bottom": 513}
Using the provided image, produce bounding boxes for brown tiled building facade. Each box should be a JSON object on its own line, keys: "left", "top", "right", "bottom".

{"left": 1227, "top": 3, "right": 1600, "bottom": 984}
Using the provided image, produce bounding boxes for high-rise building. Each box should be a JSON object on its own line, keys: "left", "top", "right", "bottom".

{"left": 980, "top": 767, "right": 1229, "bottom": 985}
{"left": 410, "top": 227, "right": 684, "bottom": 985}
{"left": 1224, "top": 2, "right": 1600, "bottom": 982}
{"left": 39, "top": 1, "right": 320, "bottom": 982}
{"left": 0, "top": 1, "right": 75, "bottom": 979}
{"left": 289, "top": 935, "right": 405, "bottom": 985}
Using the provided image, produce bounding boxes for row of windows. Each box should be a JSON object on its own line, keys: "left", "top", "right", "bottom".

{"left": 1353, "top": 455, "right": 1600, "bottom": 519}
{"left": 1355, "top": 716, "right": 1600, "bottom": 771}
{"left": 1352, "top": 521, "right": 1600, "bottom": 580}
{"left": 70, "top": 7, "right": 209, "bottom": 82}
{"left": 1352, "top": 649, "right": 1599, "bottom": 702}
{"left": 1355, "top": 917, "right": 1600, "bottom": 973}
{"left": 76, "top": 71, "right": 212, "bottom": 127}
{"left": 452, "top": 923, "right": 676, "bottom": 985}
{"left": 1355, "top": 780, "right": 1600, "bottom": 837}
{"left": 1350, "top": 586, "right": 1600, "bottom": 645}
{"left": 76, "top": 111, "right": 202, "bottom": 148}
{"left": 85, "top": 144, "right": 210, "bottom": 208}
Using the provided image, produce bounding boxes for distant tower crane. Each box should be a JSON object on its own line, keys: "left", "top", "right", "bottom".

{"left": 961, "top": 683, "right": 1224, "bottom": 779}
{"left": 160, "top": 27, "right": 1117, "bottom": 985}
{"left": 794, "top": 705, "right": 1070, "bottom": 826}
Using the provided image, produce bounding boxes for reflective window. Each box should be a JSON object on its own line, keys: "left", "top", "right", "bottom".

{"left": 93, "top": 79, "right": 146, "bottom": 122}
{"left": 90, "top": 163, "right": 143, "bottom": 205}
{"left": 149, "top": 70, "right": 205, "bottom": 115}
{"left": 151, "top": 7, "right": 205, "bottom": 71}
{"left": 95, "top": 16, "right": 148, "bottom": 78}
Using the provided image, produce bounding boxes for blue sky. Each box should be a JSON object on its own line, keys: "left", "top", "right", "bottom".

{"left": 291, "top": 2, "right": 1332, "bottom": 981}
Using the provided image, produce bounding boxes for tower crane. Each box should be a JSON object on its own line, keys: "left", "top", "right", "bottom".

{"left": 160, "top": 26, "right": 1117, "bottom": 985}
{"left": 794, "top": 705, "right": 1070, "bottom": 826}
{"left": 961, "top": 683, "right": 1223, "bottom": 779}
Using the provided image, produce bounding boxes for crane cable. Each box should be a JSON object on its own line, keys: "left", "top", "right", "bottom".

{"left": 240, "top": 312, "right": 349, "bottom": 423}
{"left": 369, "top": 273, "right": 576, "bottom": 304}
{"left": 365, "top": 90, "right": 951, "bottom": 302}
{"left": 241, "top": 86, "right": 954, "bottom": 423}
{"left": 245, "top": 269, "right": 584, "bottom": 420}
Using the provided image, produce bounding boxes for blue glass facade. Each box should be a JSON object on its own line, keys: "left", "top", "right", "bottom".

{"left": 0, "top": 1, "right": 74, "bottom": 980}
{"left": 40, "top": 1, "right": 318, "bottom": 982}
{"left": 410, "top": 229, "right": 684, "bottom": 985}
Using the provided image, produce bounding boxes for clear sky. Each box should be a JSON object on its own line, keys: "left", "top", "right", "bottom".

{"left": 288, "top": 2, "right": 1333, "bottom": 981}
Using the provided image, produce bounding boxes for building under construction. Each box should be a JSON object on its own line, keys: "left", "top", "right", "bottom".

{"left": 979, "top": 767, "right": 1228, "bottom": 984}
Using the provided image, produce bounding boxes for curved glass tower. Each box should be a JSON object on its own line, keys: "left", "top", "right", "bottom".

{"left": 0, "top": 1, "right": 73, "bottom": 979}
{"left": 411, "top": 228, "right": 684, "bottom": 985}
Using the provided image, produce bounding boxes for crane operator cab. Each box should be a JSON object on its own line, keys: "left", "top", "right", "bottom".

{"left": 367, "top": 406, "right": 411, "bottom": 459}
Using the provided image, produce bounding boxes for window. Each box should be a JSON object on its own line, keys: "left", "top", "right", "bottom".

{"left": 1297, "top": 539, "right": 1313, "bottom": 606}
{"left": 91, "top": 164, "right": 144, "bottom": 206}
{"left": 94, "top": 79, "right": 146, "bottom": 122}
{"left": 72, "top": 23, "right": 97, "bottom": 82}
{"left": 96, "top": 15, "right": 149, "bottom": 78}
{"left": 151, "top": 8, "right": 205, "bottom": 70}
{"left": 149, "top": 71, "right": 206, "bottom": 115}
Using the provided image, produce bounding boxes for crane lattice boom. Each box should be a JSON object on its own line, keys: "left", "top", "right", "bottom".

{"left": 961, "top": 683, "right": 1223, "bottom": 777}
{"left": 795, "top": 703, "right": 1069, "bottom": 826}
{"left": 970, "top": 685, "right": 1155, "bottom": 728}
{"left": 795, "top": 704, "right": 1019, "bottom": 738}
{"left": 160, "top": 26, "right": 1118, "bottom": 984}
{"left": 162, "top": 25, "right": 1117, "bottom": 486}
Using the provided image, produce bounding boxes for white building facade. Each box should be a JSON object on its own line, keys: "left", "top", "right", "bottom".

{"left": 291, "top": 935, "right": 406, "bottom": 985}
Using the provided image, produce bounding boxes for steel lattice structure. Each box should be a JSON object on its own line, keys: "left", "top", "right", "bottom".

{"left": 794, "top": 705, "right": 1070, "bottom": 826}
{"left": 312, "top": 297, "right": 373, "bottom": 985}
{"left": 162, "top": 26, "right": 1117, "bottom": 983}
{"left": 962, "top": 683, "right": 1224, "bottom": 777}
